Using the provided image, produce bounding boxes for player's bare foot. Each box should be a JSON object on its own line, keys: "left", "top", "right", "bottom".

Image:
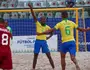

{"left": 31, "top": 69, "right": 35, "bottom": 70}
{"left": 76, "top": 66, "right": 80, "bottom": 70}
{"left": 53, "top": 68, "right": 55, "bottom": 70}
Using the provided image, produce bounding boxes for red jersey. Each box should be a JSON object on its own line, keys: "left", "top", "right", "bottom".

{"left": 0, "top": 24, "right": 12, "bottom": 69}
{"left": 0, "top": 24, "right": 11, "bottom": 47}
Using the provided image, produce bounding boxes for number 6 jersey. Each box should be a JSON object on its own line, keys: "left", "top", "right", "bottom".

{"left": 54, "top": 19, "right": 78, "bottom": 43}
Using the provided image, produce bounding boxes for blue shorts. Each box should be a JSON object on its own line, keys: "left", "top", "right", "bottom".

{"left": 58, "top": 41, "right": 76, "bottom": 56}
{"left": 34, "top": 39, "right": 50, "bottom": 54}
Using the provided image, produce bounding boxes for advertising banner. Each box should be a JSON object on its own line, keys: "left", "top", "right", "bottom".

{"left": 11, "top": 35, "right": 58, "bottom": 53}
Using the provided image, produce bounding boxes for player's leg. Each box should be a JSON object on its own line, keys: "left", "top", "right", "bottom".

{"left": 58, "top": 42, "right": 68, "bottom": 70}
{"left": 42, "top": 40, "right": 55, "bottom": 69}
{"left": 32, "top": 40, "right": 41, "bottom": 69}
{"left": 45, "top": 52, "right": 55, "bottom": 69}
{"left": 32, "top": 53, "right": 39, "bottom": 70}
{"left": 70, "top": 55, "right": 80, "bottom": 70}
{"left": 60, "top": 52, "right": 66, "bottom": 70}
{"left": 2, "top": 69, "right": 12, "bottom": 70}
{"left": 68, "top": 41, "right": 80, "bottom": 70}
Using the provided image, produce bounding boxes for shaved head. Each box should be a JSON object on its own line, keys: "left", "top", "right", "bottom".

{"left": 40, "top": 16, "right": 46, "bottom": 26}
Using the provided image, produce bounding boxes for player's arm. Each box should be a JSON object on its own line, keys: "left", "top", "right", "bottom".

{"left": 28, "top": 4, "right": 37, "bottom": 22}
{"left": 37, "top": 23, "right": 59, "bottom": 35}
{"left": 46, "top": 32, "right": 53, "bottom": 40}
{"left": 37, "top": 28, "right": 55, "bottom": 35}
{"left": 77, "top": 27, "right": 90, "bottom": 32}
{"left": 73, "top": 22, "right": 90, "bottom": 32}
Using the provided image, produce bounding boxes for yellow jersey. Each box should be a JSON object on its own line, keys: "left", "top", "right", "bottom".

{"left": 54, "top": 19, "right": 78, "bottom": 43}
{"left": 36, "top": 21, "right": 51, "bottom": 40}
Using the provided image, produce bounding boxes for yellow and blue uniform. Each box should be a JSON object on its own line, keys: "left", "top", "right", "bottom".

{"left": 34, "top": 21, "right": 51, "bottom": 53}
{"left": 36, "top": 21, "right": 51, "bottom": 40}
{"left": 54, "top": 19, "right": 78, "bottom": 56}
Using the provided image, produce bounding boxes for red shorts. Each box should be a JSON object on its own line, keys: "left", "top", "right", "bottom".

{"left": 0, "top": 47, "right": 12, "bottom": 69}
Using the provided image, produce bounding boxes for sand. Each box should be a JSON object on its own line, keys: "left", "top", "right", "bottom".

{"left": 12, "top": 52, "right": 90, "bottom": 70}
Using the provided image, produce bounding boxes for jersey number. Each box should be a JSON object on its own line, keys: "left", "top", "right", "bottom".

{"left": 65, "top": 26, "right": 70, "bottom": 35}
{"left": 2, "top": 34, "right": 8, "bottom": 45}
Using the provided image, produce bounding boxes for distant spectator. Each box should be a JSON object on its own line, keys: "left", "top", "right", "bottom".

{"left": 66, "top": 0, "right": 75, "bottom": 7}
{"left": 66, "top": 0, "right": 76, "bottom": 18}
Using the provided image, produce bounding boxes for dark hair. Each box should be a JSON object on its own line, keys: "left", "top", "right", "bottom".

{"left": 61, "top": 11, "right": 68, "bottom": 18}
{"left": 0, "top": 18, "right": 5, "bottom": 23}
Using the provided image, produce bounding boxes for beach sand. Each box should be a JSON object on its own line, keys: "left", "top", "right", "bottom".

{"left": 12, "top": 52, "right": 90, "bottom": 70}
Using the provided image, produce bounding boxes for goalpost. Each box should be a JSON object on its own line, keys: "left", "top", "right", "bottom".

{"left": 0, "top": 7, "right": 86, "bottom": 52}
